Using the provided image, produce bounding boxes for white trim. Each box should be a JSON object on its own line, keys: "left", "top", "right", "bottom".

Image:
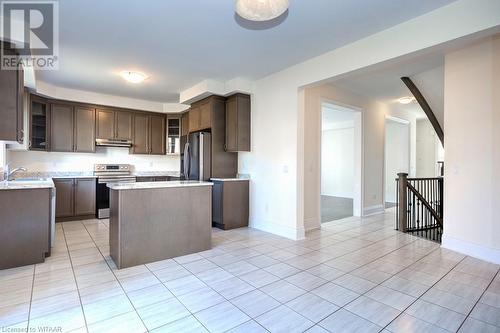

{"left": 442, "top": 234, "right": 500, "bottom": 265}
{"left": 363, "top": 204, "right": 385, "bottom": 216}
{"left": 385, "top": 115, "right": 411, "bottom": 125}
{"left": 304, "top": 217, "right": 321, "bottom": 232}
{"left": 250, "top": 219, "right": 305, "bottom": 241}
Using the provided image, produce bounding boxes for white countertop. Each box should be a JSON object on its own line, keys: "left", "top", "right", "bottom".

{"left": 108, "top": 180, "right": 213, "bottom": 190}
{"left": 0, "top": 179, "right": 55, "bottom": 190}
{"left": 210, "top": 178, "right": 250, "bottom": 182}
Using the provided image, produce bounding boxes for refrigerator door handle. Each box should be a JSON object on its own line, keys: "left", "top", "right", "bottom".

{"left": 184, "top": 142, "right": 190, "bottom": 180}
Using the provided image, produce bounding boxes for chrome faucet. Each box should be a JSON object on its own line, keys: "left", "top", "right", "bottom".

{"left": 3, "top": 165, "right": 27, "bottom": 181}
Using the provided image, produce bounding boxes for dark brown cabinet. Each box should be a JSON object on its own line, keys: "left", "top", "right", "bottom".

{"left": 181, "top": 112, "right": 189, "bottom": 137}
{"left": 30, "top": 96, "right": 49, "bottom": 151}
{"left": 132, "top": 113, "right": 165, "bottom": 155}
{"left": 74, "top": 106, "right": 96, "bottom": 153}
{"left": 96, "top": 109, "right": 115, "bottom": 139}
{"left": 189, "top": 106, "right": 201, "bottom": 132}
{"left": 225, "top": 94, "right": 251, "bottom": 152}
{"left": 150, "top": 115, "right": 166, "bottom": 155}
{"left": 97, "top": 109, "right": 132, "bottom": 140}
{"left": 167, "top": 116, "right": 181, "bottom": 155}
{"left": 74, "top": 178, "right": 96, "bottom": 215}
{"left": 50, "top": 103, "right": 96, "bottom": 153}
{"left": 0, "top": 43, "right": 24, "bottom": 143}
{"left": 54, "top": 178, "right": 96, "bottom": 220}
{"left": 50, "top": 104, "right": 74, "bottom": 152}
{"left": 132, "top": 113, "right": 149, "bottom": 154}
{"left": 115, "top": 111, "right": 132, "bottom": 140}
{"left": 199, "top": 101, "right": 212, "bottom": 130}
{"left": 54, "top": 179, "right": 74, "bottom": 218}
{"left": 212, "top": 180, "right": 249, "bottom": 230}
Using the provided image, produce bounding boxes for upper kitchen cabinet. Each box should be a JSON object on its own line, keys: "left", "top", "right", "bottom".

{"left": 149, "top": 114, "right": 166, "bottom": 155}
{"left": 225, "top": 94, "right": 251, "bottom": 152}
{"left": 96, "top": 109, "right": 132, "bottom": 140}
{"left": 167, "top": 116, "right": 181, "bottom": 155}
{"left": 189, "top": 106, "right": 201, "bottom": 132}
{"left": 74, "top": 106, "right": 96, "bottom": 153}
{"left": 131, "top": 113, "right": 165, "bottom": 155}
{"left": 30, "top": 95, "right": 49, "bottom": 151}
{"left": 96, "top": 109, "right": 114, "bottom": 139}
{"left": 50, "top": 104, "right": 74, "bottom": 152}
{"left": 0, "top": 43, "right": 24, "bottom": 143}
{"left": 50, "top": 102, "right": 96, "bottom": 153}
{"left": 115, "top": 111, "right": 132, "bottom": 140}
{"left": 181, "top": 112, "right": 189, "bottom": 137}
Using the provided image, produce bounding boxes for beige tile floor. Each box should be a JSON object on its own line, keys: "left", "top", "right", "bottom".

{"left": 1, "top": 209, "right": 499, "bottom": 333}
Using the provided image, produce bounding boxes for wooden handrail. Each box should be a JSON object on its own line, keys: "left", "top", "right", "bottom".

{"left": 401, "top": 77, "right": 444, "bottom": 146}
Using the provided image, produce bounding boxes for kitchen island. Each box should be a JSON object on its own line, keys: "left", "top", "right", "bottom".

{"left": 108, "top": 181, "right": 213, "bottom": 269}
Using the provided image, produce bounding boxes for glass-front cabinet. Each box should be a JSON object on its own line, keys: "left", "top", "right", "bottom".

{"left": 30, "top": 96, "right": 49, "bottom": 150}
{"left": 166, "top": 117, "right": 180, "bottom": 155}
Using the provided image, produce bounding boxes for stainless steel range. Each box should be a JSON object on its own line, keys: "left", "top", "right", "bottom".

{"left": 95, "top": 164, "right": 135, "bottom": 219}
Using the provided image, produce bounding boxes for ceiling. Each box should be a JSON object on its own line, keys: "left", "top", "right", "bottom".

{"left": 36, "top": 0, "right": 457, "bottom": 103}
{"left": 330, "top": 53, "right": 446, "bottom": 120}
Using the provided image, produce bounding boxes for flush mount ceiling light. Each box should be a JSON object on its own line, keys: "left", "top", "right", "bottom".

{"left": 120, "top": 71, "right": 148, "bottom": 84}
{"left": 235, "top": 0, "right": 289, "bottom": 21}
{"left": 398, "top": 96, "right": 415, "bottom": 104}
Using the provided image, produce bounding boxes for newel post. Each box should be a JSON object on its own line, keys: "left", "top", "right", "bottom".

{"left": 398, "top": 173, "right": 408, "bottom": 232}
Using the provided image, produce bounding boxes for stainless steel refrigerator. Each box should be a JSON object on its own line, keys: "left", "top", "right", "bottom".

{"left": 181, "top": 132, "right": 212, "bottom": 181}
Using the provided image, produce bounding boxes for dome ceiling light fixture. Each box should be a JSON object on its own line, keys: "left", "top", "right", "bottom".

{"left": 235, "top": 0, "right": 289, "bottom": 22}
{"left": 398, "top": 96, "right": 416, "bottom": 104}
{"left": 120, "top": 71, "right": 148, "bottom": 84}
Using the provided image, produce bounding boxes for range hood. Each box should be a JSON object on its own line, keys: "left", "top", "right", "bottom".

{"left": 96, "top": 138, "right": 133, "bottom": 147}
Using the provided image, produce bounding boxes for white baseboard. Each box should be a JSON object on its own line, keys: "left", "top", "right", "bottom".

{"left": 442, "top": 234, "right": 500, "bottom": 265}
{"left": 363, "top": 204, "right": 385, "bottom": 216}
{"left": 250, "top": 219, "right": 305, "bottom": 240}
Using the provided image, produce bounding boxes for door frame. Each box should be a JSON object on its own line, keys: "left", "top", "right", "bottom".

{"left": 319, "top": 100, "right": 364, "bottom": 219}
{"left": 383, "top": 115, "right": 411, "bottom": 205}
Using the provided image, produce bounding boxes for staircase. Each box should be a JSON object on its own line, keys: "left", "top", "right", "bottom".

{"left": 395, "top": 173, "right": 443, "bottom": 242}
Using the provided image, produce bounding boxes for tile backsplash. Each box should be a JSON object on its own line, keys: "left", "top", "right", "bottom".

{"left": 6, "top": 147, "right": 180, "bottom": 172}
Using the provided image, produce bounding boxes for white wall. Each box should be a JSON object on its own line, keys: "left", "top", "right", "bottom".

{"left": 321, "top": 126, "right": 355, "bottom": 198}
{"left": 385, "top": 120, "right": 410, "bottom": 203}
{"left": 7, "top": 148, "right": 179, "bottom": 173}
{"left": 416, "top": 119, "right": 441, "bottom": 177}
{"left": 442, "top": 36, "right": 500, "bottom": 264}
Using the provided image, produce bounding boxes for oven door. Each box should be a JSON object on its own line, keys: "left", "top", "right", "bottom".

{"left": 96, "top": 177, "right": 136, "bottom": 219}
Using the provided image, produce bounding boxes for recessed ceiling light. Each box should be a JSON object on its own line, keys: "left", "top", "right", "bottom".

{"left": 120, "top": 71, "right": 148, "bottom": 84}
{"left": 235, "top": 0, "right": 289, "bottom": 21}
{"left": 398, "top": 96, "right": 415, "bottom": 104}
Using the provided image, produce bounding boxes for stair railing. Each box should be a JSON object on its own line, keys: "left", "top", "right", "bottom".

{"left": 395, "top": 173, "right": 443, "bottom": 242}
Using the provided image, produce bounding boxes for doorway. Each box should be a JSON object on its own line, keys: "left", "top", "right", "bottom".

{"left": 384, "top": 116, "right": 410, "bottom": 208}
{"left": 320, "top": 103, "right": 362, "bottom": 222}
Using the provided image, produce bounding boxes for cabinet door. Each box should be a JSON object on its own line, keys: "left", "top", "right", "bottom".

{"left": 132, "top": 113, "right": 149, "bottom": 154}
{"left": 74, "top": 106, "right": 96, "bottom": 153}
{"left": 115, "top": 111, "right": 132, "bottom": 140}
{"left": 50, "top": 104, "right": 74, "bottom": 152}
{"left": 181, "top": 112, "right": 189, "bottom": 136}
{"left": 74, "top": 178, "right": 96, "bottom": 216}
{"left": 96, "top": 109, "right": 115, "bottom": 139}
{"left": 225, "top": 97, "right": 238, "bottom": 152}
{"left": 199, "top": 102, "right": 211, "bottom": 130}
{"left": 237, "top": 95, "right": 251, "bottom": 151}
{"left": 150, "top": 115, "right": 166, "bottom": 155}
{"left": 189, "top": 107, "right": 200, "bottom": 132}
{"left": 0, "top": 45, "right": 22, "bottom": 142}
{"left": 30, "top": 98, "right": 49, "bottom": 151}
{"left": 54, "top": 179, "right": 74, "bottom": 218}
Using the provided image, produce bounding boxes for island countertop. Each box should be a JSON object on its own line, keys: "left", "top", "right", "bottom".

{"left": 107, "top": 180, "right": 213, "bottom": 190}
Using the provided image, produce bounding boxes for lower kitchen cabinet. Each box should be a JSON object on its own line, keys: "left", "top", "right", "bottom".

{"left": 212, "top": 179, "right": 249, "bottom": 230}
{"left": 54, "top": 178, "right": 96, "bottom": 221}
